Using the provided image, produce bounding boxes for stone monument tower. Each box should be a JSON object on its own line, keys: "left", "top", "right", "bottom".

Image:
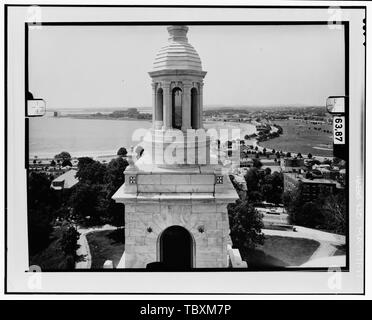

{"left": 113, "top": 25, "right": 238, "bottom": 269}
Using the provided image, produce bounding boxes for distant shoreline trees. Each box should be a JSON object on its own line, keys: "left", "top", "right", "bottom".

{"left": 117, "top": 147, "right": 128, "bottom": 157}
{"left": 54, "top": 151, "right": 71, "bottom": 162}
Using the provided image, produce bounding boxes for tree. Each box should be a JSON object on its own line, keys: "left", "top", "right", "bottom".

{"left": 103, "top": 157, "right": 129, "bottom": 227}
{"left": 54, "top": 151, "right": 71, "bottom": 161}
{"left": 60, "top": 225, "right": 80, "bottom": 257}
{"left": 228, "top": 200, "right": 264, "bottom": 249}
{"left": 260, "top": 172, "right": 283, "bottom": 205}
{"left": 252, "top": 158, "right": 262, "bottom": 169}
{"left": 117, "top": 147, "right": 128, "bottom": 157}
{"left": 247, "top": 190, "right": 263, "bottom": 203}
{"left": 286, "top": 152, "right": 291, "bottom": 157}
{"left": 76, "top": 158, "right": 106, "bottom": 184}
{"left": 307, "top": 153, "right": 313, "bottom": 159}
{"left": 62, "top": 159, "right": 72, "bottom": 167}
{"left": 70, "top": 183, "right": 104, "bottom": 225}
{"left": 321, "top": 191, "right": 346, "bottom": 235}
{"left": 105, "top": 157, "right": 129, "bottom": 193}
{"left": 77, "top": 156, "right": 95, "bottom": 168}
{"left": 297, "top": 153, "right": 303, "bottom": 158}
{"left": 296, "top": 202, "right": 323, "bottom": 228}
{"left": 27, "top": 172, "right": 59, "bottom": 254}
{"left": 71, "top": 156, "right": 128, "bottom": 227}
{"left": 244, "top": 168, "right": 260, "bottom": 192}
{"left": 284, "top": 186, "right": 324, "bottom": 229}
{"left": 50, "top": 160, "right": 56, "bottom": 166}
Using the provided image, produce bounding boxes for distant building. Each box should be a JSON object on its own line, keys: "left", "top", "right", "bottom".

{"left": 240, "top": 157, "right": 253, "bottom": 168}
{"left": 283, "top": 172, "right": 338, "bottom": 202}
{"left": 51, "top": 169, "right": 78, "bottom": 190}
{"left": 256, "top": 124, "right": 270, "bottom": 132}
{"left": 280, "top": 157, "right": 305, "bottom": 172}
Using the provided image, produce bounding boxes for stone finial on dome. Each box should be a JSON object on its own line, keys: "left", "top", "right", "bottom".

{"left": 167, "top": 25, "right": 189, "bottom": 42}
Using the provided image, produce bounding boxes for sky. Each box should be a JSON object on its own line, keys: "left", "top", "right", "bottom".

{"left": 29, "top": 25, "right": 345, "bottom": 109}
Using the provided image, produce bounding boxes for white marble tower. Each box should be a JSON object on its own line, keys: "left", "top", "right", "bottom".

{"left": 113, "top": 25, "right": 238, "bottom": 269}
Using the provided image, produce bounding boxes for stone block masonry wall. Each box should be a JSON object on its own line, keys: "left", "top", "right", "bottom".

{"left": 136, "top": 173, "right": 215, "bottom": 193}
{"left": 124, "top": 200, "right": 230, "bottom": 268}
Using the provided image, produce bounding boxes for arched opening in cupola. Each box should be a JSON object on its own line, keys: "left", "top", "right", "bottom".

{"left": 172, "top": 87, "right": 182, "bottom": 129}
{"left": 191, "top": 87, "right": 198, "bottom": 129}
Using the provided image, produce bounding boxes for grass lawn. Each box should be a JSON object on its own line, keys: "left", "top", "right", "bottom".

{"left": 29, "top": 228, "right": 71, "bottom": 270}
{"left": 260, "top": 119, "right": 333, "bottom": 157}
{"left": 86, "top": 228, "right": 125, "bottom": 269}
{"left": 241, "top": 235, "right": 320, "bottom": 268}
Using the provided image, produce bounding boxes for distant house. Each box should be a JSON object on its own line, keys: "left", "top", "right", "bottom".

{"left": 240, "top": 158, "right": 253, "bottom": 168}
{"left": 280, "top": 157, "right": 305, "bottom": 173}
{"left": 283, "top": 172, "right": 338, "bottom": 202}
{"left": 51, "top": 169, "right": 78, "bottom": 190}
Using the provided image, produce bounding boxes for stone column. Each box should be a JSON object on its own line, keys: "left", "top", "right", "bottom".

{"left": 162, "top": 81, "right": 172, "bottom": 130}
{"left": 198, "top": 82, "right": 204, "bottom": 129}
{"left": 181, "top": 82, "right": 192, "bottom": 132}
{"left": 151, "top": 82, "right": 157, "bottom": 130}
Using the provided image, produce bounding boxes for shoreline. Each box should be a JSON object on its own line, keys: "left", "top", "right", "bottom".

{"left": 28, "top": 119, "right": 332, "bottom": 161}
{"left": 255, "top": 132, "right": 333, "bottom": 160}
{"left": 29, "top": 150, "right": 119, "bottom": 161}
{"left": 60, "top": 115, "right": 152, "bottom": 122}
{"left": 29, "top": 121, "right": 257, "bottom": 160}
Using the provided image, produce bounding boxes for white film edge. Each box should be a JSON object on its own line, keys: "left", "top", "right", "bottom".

{"left": 5, "top": 4, "right": 366, "bottom": 295}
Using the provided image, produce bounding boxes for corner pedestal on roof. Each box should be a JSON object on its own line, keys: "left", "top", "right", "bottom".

{"left": 112, "top": 25, "right": 239, "bottom": 269}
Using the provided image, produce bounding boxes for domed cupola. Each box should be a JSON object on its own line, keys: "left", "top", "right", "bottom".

{"left": 152, "top": 25, "right": 203, "bottom": 72}
{"left": 149, "top": 25, "right": 207, "bottom": 133}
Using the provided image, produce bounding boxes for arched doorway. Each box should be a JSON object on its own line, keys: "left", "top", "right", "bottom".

{"left": 159, "top": 226, "right": 193, "bottom": 270}
{"left": 172, "top": 87, "right": 182, "bottom": 129}
{"left": 191, "top": 87, "right": 198, "bottom": 129}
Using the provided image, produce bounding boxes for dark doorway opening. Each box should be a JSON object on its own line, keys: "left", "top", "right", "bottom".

{"left": 160, "top": 225, "right": 193, "bottom": 270}
{"left": 172, "top": 87, "right": 182, "bottom": 129}
{"left": 191, "top": 87, "right": 198, "bottom": 129}
{"left": 156, "top": 88, "right": 164, "bottom": 123}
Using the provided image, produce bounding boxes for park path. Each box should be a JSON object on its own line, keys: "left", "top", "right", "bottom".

{"left": 262, "top": 226, "right": 345, "bottom": 267}
{"left": 75, "top": 224, "right": 117, "bottom": 269}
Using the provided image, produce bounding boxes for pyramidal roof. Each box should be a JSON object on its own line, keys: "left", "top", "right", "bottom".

{"left": 152, "top": 25, "right": 203, "bottom": 72}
